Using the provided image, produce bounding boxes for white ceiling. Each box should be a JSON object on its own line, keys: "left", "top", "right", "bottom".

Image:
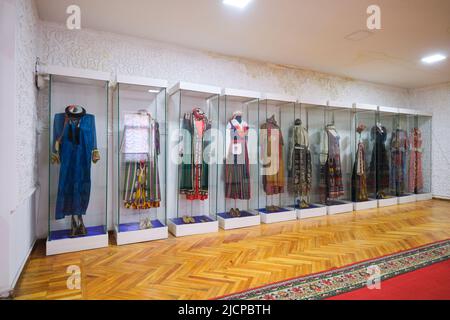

{"left": 35, "top": 0, "right": 450, "bottom": 89}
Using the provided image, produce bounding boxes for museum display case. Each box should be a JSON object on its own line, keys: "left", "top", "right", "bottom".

{"left": 112, "top": 75, "right": 169, "bottom": 245}
{"left": 323, "top": 102, "right": 354, "bottom": 215}
{"left": 258, "top": 94, "right": 298, "bottom": 224}
{"left": 167, "top": 82, "right": 220, "bottom": 237}
{"left": 295, "top": 101, "right": 328, "bottom": 219}
{"left": 376, "top": 106, "right": 400, "bottom": 207}
{"left": 217, "top": 89, "right": 261, "bottom": 229}
{"left": 46, "top": 67, "right": 109, "bottom": 255}
{"left": 414, "top": 112, "right": 433, "bottom": 201}
{"left": 396, "top": 108, "right": 417, "bottom": 204}
{"left": 352, "top": 104, "right": 379, "bottom": 211}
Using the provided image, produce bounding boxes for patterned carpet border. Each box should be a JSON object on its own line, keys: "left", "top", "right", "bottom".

{"left": 218, "top": 239, "right": 450, "bottom": 300}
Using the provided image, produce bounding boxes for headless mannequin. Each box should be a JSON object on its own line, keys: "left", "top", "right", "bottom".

{"left": 229, "top": 111, "right": 244, "bottom": 217}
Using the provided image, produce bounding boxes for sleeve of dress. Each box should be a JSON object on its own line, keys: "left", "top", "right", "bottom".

{"left": 51, "top": 114, "right": 63, "bottom": 164}
{"left": 91, "top": 115, "right": 100, "bottom": 163}
{"left": 287, "top": 127, "right": 294, "bottom": 171}
{"left": 259, "top": 125, "right": 267, "bottom": 167}
{"left": 155, "top": 121, "right": 161, "bottom": 156}
{"left": 319, "top": 129, "right": 328, "bottom": 165}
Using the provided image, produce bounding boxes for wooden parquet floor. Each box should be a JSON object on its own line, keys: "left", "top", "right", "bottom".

{"left": 13, "top": 200, "right": 450, "bottom": 300}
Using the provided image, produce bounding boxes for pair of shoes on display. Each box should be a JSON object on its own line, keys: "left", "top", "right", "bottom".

{"left": 182, "top": 216, "right": 196, "bottom": 224}
{"left": 69, "top": 216, "right": 87, "bottom": 238}
{"left": 139, "top": 218, "right": 153, "bottom": 230}
{"left": 377, "top": 192, "right": 387, "bottom": 200}
{"left": 300, "top": 200, "right": 310, "bottom": 209}
{"left": 229, "top": 208, "right": 241, "bottom": 218}
{"left": 266, "top": 205, "right": 280, "bottom": 212}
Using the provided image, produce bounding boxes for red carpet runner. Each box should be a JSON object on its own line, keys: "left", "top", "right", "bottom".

{"left": 328, "top": 259, "right": 450, "bottom": 300}
{"left": 218, "top": 239, "right": 450, "bottom": 300}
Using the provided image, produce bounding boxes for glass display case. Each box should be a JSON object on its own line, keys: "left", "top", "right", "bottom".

{"left": 258, "top": 94, "right": 298, "bottom": 224}
{"left": 352, "top": 104, "right": 379, "bottom": 211}
{"left": 396, "top": 109, "right": 417, "bottom": 204}
{"left": 296, "top": 102, "right": 328, "bottom": 219}
{"left": 323, "top": 102, "right": 354, "bottom": 215}
{"left": 217, "top": 89, "right": 261, "bottom": 229}
{"left": 167, "top": 82, "right": 220, "bottom": 237}
{"left": 376, "top": 106, "right": 399, "bottom": 207}
{"left": 46, "top": 67, "right": 109, "bottom": 256}
{"left": 415, "top": 112, "right": 433, "bottom": 201}
{"left": 113, "top": 75, "right": 168, "bottom": 245}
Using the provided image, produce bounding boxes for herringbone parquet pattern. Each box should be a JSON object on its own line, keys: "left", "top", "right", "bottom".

{"left": 14, "top": 200, "right": 450, "bottom": 300}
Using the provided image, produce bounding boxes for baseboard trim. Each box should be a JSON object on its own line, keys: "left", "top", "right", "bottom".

{"left": 433, "top": 195, "right": 450, "bottom": 201}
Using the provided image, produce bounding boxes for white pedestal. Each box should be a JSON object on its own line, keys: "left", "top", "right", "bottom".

{"left": 353, "top": 199, "right": 378, "bottom": 211}
{"left": 297, "top": 205, "right": 327, "bottom": 219}
{"left": 398, "top": 194, "right": 417, "bottom": 204}
{"left": 378, "top": 197, "right": 398, "bottom": 207}
{"left": 260, "top": 209, "right": 297, "bottom": 224}
{"left": 46, "top": 234, "right": 109, "bottom": 256}
{"left": 327, "top": 202, "right": 354, "bottom": 215}
{"left": 168, "top": 219, "right": 219, "bottom": 237}
{"left": 218, "top": 214, "right": 261, "bottom": 230}
{"left": 416, "top": 193, "right": 433, "bottom": 201}
{"left": 115, "top": 226, "right": 168, "bottom": 246}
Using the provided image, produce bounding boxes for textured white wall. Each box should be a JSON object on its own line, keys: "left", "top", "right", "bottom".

{"left": 410, "top": 83, "right": 450, "bottom": 198}
{"left": 0, "top": 0, "right": 39, "bottom": 296}
{"left": 38, "top": 22, "right": 411, "bottom": 107}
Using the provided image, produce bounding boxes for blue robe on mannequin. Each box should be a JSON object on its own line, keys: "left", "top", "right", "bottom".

{"left": 51, "top": 105, "right": 100, "bottom": 237}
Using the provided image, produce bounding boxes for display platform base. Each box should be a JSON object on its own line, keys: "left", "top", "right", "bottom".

{"left": 258, "top": 208, "right": 297, "bottom": 224}
{"left": 353, "top": 199, "right": 378, "bottom": 211}
{"left": 398, "top": 194, "right": 417, "bottom": 204}
{"left": 327, "top": 201, "right": 354, "bottom": 215}
{"left": 217, "top": 211, "right": 260, "bottom": 230}
{"left": 378, "top": 197, "right": 398, "bottom": 207}
{"left": 297, "top": 204, "right": 327, "bottom": 219}
{"left": 46, "top": 225, "right": 108, "bottom": 256}
{"left": 115, "top": 220, "right": 168, "bottom": 245}
{"left": 416, "top": 193, "right": 433, "bottom": 201}
{"left": 168, "top": 216, "right": 219, "bottom": 237}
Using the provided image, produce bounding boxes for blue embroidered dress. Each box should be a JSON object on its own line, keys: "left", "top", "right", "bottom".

{"left": 52, "top": 111, "right": 98, "bottom": 220}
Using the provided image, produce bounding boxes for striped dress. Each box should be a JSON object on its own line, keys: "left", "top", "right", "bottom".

{"left": 225, "top": 117, "right": 251, "bottom": 200}
{"left": 121, "top": 113, "right": 161, "bottom": 209}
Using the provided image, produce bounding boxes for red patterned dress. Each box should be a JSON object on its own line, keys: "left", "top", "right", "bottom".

{"left": 408, "top": 128, "right": 423, "bottom": 194}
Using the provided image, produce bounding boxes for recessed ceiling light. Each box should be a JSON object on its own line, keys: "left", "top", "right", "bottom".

{"left": 223, "top": 0, "right": 252, "bottom": 9}
{"left": 421, "top": 54, "right": 447, "bottom": 64}
{"left": 148, "top": 89, "right": 160, "bottom": 93}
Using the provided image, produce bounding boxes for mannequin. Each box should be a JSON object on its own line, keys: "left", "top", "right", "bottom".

{"left": 52, "top": 105, "right": 100, "bottom": 237}
{"left": 179, "top": 107, "right": 212, "bottom": 224}
{"left": 225, "top": 110, "right": 251, "bottom": 217}
{"left": 288, "top": 118, "right": 312, "bottom": 208}
{"left": 260, "top": 115, "right": 285, "bottom": 211}
{"left": 121, "top": 109, "right": 161, "bottom": 230}
{"left": 320, "top": 121, "right": 344, "bottom": 204}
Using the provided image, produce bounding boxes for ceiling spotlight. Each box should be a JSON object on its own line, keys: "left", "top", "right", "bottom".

{"left": 421, "top": 54, "right": 447, "bottom": 64}
{"left": 223, "top": 0, "right": 252, "bottom": 9}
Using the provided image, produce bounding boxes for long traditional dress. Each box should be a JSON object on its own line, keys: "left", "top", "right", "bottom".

{"left": 121, "top": 112, "right": 161, "bottom": 209}
{"left": 368, "top": 125, "right": 390, "bottom": 198}
{"left": 352, "top": 139, "right": 368, "bottom": 202}
{"left": 260, "top": 117, "right": 285, "bottom": 195}
{"left": 52, "top": 109, "right": 98, "bottom": 220}
{"left": 322, "top": 125, "right": 344, "bottom": 201}
{"left": 408, "top": 128, "right": 423, "bottom": 194}
{"left": 179, "top": 108, "right": 211, "bottom": 200}
{"left": 390, "top": 128, "right": 409, "bottom": 196}
{"left": 287, "top": 120, "right": 312, "bottom": 203}
{"left": 225, "top": 116, "right": 251, "bottom": 200}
